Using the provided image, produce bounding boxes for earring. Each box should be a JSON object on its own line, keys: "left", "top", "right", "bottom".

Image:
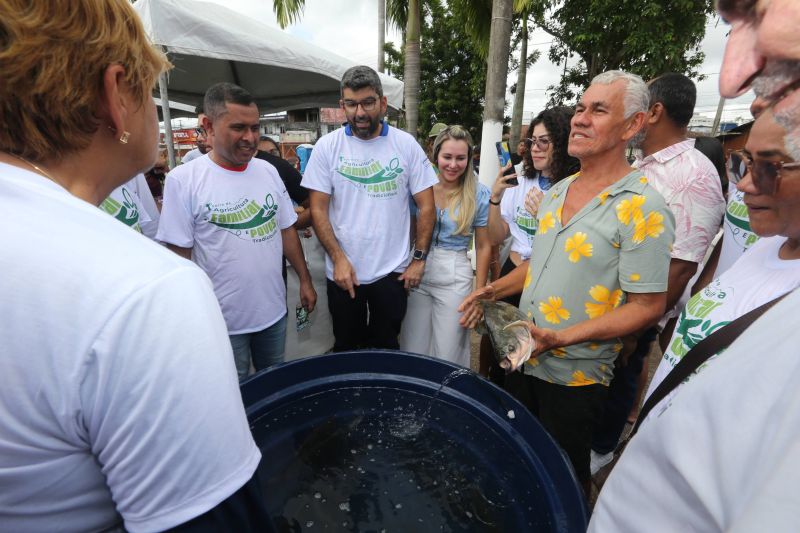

{"left": 119, "top": 131, "right": 130, "bottom": 144}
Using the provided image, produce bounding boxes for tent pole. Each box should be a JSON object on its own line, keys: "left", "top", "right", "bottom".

{"left": 158, "top": 72, "right": 177, "bottom": 168}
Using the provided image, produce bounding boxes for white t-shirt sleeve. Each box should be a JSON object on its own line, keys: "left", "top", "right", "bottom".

{"left": 300, "top": 139, "right": 332, "bottom": 194}
{"left": 156, "top": 173, "right": 195, "bottom": 248}
{"left": 406, "top": 140, "right": 438, "bottom": 196}
{"left": 131, "top": 173, "right": 160, "bottom": 239}
{"left": 277, "top": 183, "right": 298, "bottom": 230}
{"left": 80, "top": 266, "right": 260, "bottom": 533}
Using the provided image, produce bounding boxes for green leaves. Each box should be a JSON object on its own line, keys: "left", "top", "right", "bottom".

{"left": 532, "top": 0, "right": 715, "bottom": 105}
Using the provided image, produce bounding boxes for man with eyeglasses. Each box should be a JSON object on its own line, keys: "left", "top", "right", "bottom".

{"left": 302, "top": 65, "right": 437, "bottom": 351}
{"left": 182, "top": 105, "right": 212, "bottom": 164}
{"left": 590, "top": 73, "right": 725, "bottom": 475}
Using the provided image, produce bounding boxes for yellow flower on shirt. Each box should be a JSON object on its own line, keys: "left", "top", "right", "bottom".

{"left": 568, "top": 370, "right": 597, "bottom": 386}
{"left": 551, "top": 347, "right": 567, "bottom": 357}
{"left": 585, "top": 285, "right": 623, "bottom": 318}
{"left": 539, "top": 211, "right": 555, "bottom": 235}
{"left": 556, "top": 205, "right": 563, "bottom": 223}
{"left": 616, "top": 195, "right": 646, "bottom": 225}
{"left": 539, "top": 296, "right": 571, "bottom": 324}
{"left": 597, "top": 191, "right": 610, "bottom": 205}
{"left": 639, "top": 176, "right": 648, "bottom": 184}
{"left": 565, "top": 231, "right": 593, "bottom": 262}
{"left": 523, "top": 267, "right": 533, "bottom": 289}
{"left": 633, "top": 211, "right": 666, "bottom": 243}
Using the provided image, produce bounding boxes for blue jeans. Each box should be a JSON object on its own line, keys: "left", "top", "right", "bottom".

{"left": 229, "top": 314, "right": 287, "bottom": 380}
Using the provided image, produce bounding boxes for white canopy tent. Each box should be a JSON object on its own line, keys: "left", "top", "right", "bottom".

{"left": 133, "top": 0, "right": 403, "bottom": 165}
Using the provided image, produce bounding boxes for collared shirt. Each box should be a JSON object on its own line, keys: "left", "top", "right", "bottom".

{"left": 634, "top": 139, "right": 725, "bottom": 264}
{"left": 519, "top": 169, "right": 675, "bottom": 386}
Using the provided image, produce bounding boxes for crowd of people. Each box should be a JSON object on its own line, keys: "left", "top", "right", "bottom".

{"left": 2, "top": 0, "right": 800, "bottom": 530}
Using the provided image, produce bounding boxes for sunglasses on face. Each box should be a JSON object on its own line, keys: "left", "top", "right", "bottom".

{"left": 524, "top": 136, "right": 551, "bottom": 150}
{"left": 733, "top": 149, "right": 800, "bottom": 195}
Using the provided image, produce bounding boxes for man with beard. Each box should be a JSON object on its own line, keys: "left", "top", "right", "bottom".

{"left": 302, "top": 66, "right": 437, "bottom": 351}
{"left": 590, "top": 73, "right": 725, "bottom": 474}
{"left": 158, "top": 82, "right": 316, "bottom": 379}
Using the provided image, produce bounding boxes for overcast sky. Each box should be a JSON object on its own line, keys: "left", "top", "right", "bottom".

{"left": 214, "top": 0, "right": 755, "bottom": 124}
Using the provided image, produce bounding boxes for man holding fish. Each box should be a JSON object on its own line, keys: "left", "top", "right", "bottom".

{"left": 460, "top": 70, "right": 675, "bottom": 493}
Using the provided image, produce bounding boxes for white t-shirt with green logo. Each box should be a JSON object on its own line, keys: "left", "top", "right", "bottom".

{"left": 301, "top": 125, "right": 438, "bottom": 284}
{"left": 100, "top": 177, "right": 152, "bottom": 235}
{"left": 717, "top": 188, "right": 759, "bottom": 276}
{"left": 157, "top": 157, "right": 297, "bottom": 334}
{"left": 499, "top": 171, "right": 547, "bottom": 260}
{"left": 648, "top": 235, "right": 800, "bottom": 408}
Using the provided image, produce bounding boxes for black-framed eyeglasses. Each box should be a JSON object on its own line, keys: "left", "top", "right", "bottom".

{"left": 194, "top": 127, "right": 207, "bottom": 138}
{"left": 342, "top": 97, "right": 379, "bottom": 112}
{"left": 732, "top": 149, "right": 800, "bottom": 195}
{"left": 524, "top": 136, "right": 551, "bottom": 150}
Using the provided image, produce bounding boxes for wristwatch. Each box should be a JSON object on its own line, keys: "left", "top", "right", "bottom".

{"left": 412, "top": 248, "right": 428, "bottom": 261}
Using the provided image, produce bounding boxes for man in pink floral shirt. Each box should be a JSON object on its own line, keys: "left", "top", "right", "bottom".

{"left": 591, "top": 73, "right": 725, "bottom": 474}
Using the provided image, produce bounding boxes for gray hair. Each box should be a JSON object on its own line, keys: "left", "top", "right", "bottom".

{"left": 341, "top": 65, "right": 383, "bottom": 98}
{"left": 591, "top": 70, "right": 649, "bottom": 118}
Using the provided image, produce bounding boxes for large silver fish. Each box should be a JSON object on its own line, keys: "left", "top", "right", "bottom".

{"left": 477, "top": 301, "right": 535, "bottom": 373}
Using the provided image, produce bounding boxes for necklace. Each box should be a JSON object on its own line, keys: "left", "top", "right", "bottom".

{"left": 7, "top": 152, "right": 61, "bottom": 185}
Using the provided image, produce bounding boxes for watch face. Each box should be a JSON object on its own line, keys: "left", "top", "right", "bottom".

{"left": 413, "top": 249, "right": 424, "bottom": 260}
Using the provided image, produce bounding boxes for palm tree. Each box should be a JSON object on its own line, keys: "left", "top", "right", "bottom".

{"left": 378, "top": 0, "right": 386, "bottom": 73}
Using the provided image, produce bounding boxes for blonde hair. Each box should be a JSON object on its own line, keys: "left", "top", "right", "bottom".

{"left": 432, "top": 125, "right": 477, "bottom": 236}
{"left": 0, "top": 0, "right": 171, "bottom": 161}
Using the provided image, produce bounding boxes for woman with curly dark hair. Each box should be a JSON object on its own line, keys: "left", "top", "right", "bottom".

{"left": 487, "top": 106, "right": 579, "bottom": 306}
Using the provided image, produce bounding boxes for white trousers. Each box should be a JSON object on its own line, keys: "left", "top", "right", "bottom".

{"left": 399, "top": 246, "right": 474, "bottom": 368}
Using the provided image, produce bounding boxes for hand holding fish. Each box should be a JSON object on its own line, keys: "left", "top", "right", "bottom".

{"left": 527, "top": 323, "right": 563, "bottom": 359}
{"left": 457, "top": 284, "right": 497, "bottom": 328}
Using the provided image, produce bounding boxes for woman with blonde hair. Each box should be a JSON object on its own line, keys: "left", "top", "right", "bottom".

{"left": 0, "top": 0, "right": 270, "bottom": 530}
{"left": 400, "top": 125, "right": 491, "bottom": 367}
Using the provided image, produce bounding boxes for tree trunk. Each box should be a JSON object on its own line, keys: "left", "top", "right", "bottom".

{"left": 403, "top": 0, "right": 421, "bottom": 138}
{"left": 378, "top": 0, "right": 385, "bottom": 73}
{"left": 479, "top": 0, "right": 514, "bottom": 186}
{"left": 509, "top": 17, "right": 528, "bottom": 149}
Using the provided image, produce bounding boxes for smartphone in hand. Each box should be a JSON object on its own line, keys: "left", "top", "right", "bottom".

{"left": 496, "top": 141, "right": 518, "bottom": 185}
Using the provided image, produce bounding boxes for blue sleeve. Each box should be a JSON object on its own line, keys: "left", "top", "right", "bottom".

{"left": 474, "top": 183, "right": 490, "bottom": 227}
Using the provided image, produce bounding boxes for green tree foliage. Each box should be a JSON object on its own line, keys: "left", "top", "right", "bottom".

{"left": 532, "top": 0, "right": 714, "bottom": 104}
{"left": 415, "top": 0, "right": 488, "bottom": 140}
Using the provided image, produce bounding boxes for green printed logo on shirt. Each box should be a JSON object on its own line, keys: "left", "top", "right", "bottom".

{"left": 207, "top": 194, "right": 279, "bottom": 242}
{"left": 668, "top": 283, "right": 731, "bottom": 359}
{"left": 514, "top": 206, "right": 537, "bottom": 239}
{"left": 100, "top": 187, "right": 142, "bottom": 233}
{"left": 725, "top": 191, "right": 759, "bottom": 250}
{"left": 337, "top": 156, "right": 403, "bottom": 198}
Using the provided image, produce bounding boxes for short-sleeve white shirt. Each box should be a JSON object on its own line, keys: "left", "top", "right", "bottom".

{"left": 0, "top": 163, "right": 260, "bottom": 533}
{"left": 157, "top": 157, "right": 297, "bottom": 334}
{"left": 499, "top": 172, "right": 549, "bottom": 260}
{"left": 301, "top": 124, "right": 438, "bottom": 284}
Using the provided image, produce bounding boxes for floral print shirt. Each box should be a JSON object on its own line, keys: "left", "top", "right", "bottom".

{"left": 519, "top": 169, "right": 675, "bottom": 386}
{"left": 634, "top": 139, "right": 725, "bottom": 265}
